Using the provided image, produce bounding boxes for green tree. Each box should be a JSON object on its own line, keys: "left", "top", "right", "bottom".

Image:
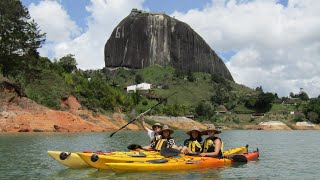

{"left": 0, "top": 0, "right": 45, "bottom": 75}
{"left": 303, "top": 99, "right": 320, "bottom": 123}
{"left": 255, "top": 92, "right": 274, "bottom": 111}
{"left": 255, "top": 86, "right": 263, "bottom": 93}
{"left": 195, "top": 101, "right": 213, "bottom": 118}
{"left": 135, "top": 74, "right": 144, "bottom": 84}
{"left": 307, "top": 112, "right": 319, "bottom": 124}
{"left": 58, "top": 54, "right": 78, "bottom": 73}
{"left": 244, "top": 95, "right": 257, "bottom": 108}
{"left": 289, "top": 92, "right": 295, "bottom": 98}
{"left": 211, "top": 74, "right": 225, "bottom": 84}
{"left": 187, "top": 70, "right": 195, "bottom": 82}
{"left": 298, "top": 91, "right": 309, "bottom": 101}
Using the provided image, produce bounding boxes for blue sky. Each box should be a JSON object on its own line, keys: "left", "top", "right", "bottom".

{"left": 20, "top": 0, "right": 319, "bottom": 97}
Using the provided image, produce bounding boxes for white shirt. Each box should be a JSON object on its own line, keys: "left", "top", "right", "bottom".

{"left": 147, "top": 129, "right": 161, "bottom": 141}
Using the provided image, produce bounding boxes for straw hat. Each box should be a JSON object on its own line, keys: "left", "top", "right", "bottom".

{"left": 152, "top": 122, "right": 162, "bottom": 129}
{"left": 161, "top": 124, "right": 174, "bottom": 134}
{"left": 186, "top": 126, "right": 201, "bottom": 135}
{"left": 201, "top": 124, "right": 221, "bottom": 135}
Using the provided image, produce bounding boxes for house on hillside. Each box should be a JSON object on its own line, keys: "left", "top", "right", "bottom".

{"left": 251, "top": 113, "right": 265, "bottom": 118}
{"left": 126, "top": 85, "right": 137, "bottom": 92}
{"left": 126, "top": 83, "right": 152, "bottom": 92}
{"left": 137, "top": 83, "right": 152, "bottom": 90}
{"left": 215, "top": 105, "right": 228, "bottom": 114}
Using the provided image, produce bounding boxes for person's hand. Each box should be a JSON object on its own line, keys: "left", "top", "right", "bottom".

{"left": 200, "top": 153, "right": 207, "bottom": 157}
{"left": 140, "top": 113, "right": 144, "bottom": 121}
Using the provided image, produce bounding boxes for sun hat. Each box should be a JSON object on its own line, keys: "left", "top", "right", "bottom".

{"left": 161, "top": 124, "right": 174, "bottom": 134}
{"left": 152, "top": 122, "right": 162, "bottom": 129}
{"left": 201, "top": 124, "right": 221, "bottom": 135}
{"left": 186, "top": 126, "right": 201, "bottom": 135}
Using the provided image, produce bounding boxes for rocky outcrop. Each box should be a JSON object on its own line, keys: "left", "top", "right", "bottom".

{"left": 104, "top": 9, "right": 234, "bottom": 81}
{"left": 294, "top": 121, "right": 320, "bottom": 130}
{"left": 61, "top": 95, "right": 82, "bottom": 110}
{"left": 253, "top": 121, "right": 292, "bottom": 130}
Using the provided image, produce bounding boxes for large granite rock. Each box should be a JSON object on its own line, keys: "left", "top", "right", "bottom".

{"left": 105, "top": 9, "right": 233, "bottom": 81}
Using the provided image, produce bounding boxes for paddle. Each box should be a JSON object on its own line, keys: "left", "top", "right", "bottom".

{"left": 109, "top": 92, "right": 178, "bottom": 137}
{"left": 160, "top": 147, "right": 181, "bottom": 157}
{"left": 182, "top": 153, "right": 248, "bottom": 163}
{"left": 127, "top": 144, "right": 143, "bottom": 150}
{"left": 226, "top": 154, "right": 248, "bottom": 163}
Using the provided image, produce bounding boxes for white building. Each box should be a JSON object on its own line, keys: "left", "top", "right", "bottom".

{"left": 126, "top": 85, "right": 137, "bottom": 92}
{"left": 127, "top": 83, "right": 152, "bottom": 92}
{"left": 137, "top": 83, "right": 151, "bottom": 90}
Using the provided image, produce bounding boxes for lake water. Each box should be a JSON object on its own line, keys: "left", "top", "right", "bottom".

{"left": 0, "top": 130, "right": 319, "bottom": 179}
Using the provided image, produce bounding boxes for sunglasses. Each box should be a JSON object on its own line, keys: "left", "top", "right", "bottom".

{"left": 154, "top": 126, "right": 161, "bottom": 129}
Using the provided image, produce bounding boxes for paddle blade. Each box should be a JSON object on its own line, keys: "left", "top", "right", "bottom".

{"left": 109, "top": 132, "right": 116, "bottom": 137}
{"left": 231, "top": 155, "right": 248, "bottom": 163}
{"left": 147, "top": 159, "right": 168, "bottom": 164}
{"left": 160, "top": 148, "right": 181, "bottom": 157}
{"left": 127, "top": 152, "right": 146, "bottom": 157}
{"left": 127, "top": 144, "right": 143, "bottom": 150}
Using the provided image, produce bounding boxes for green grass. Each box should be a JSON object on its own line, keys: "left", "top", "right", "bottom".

{"left": 233, "top": 104, "right": 255, "bottom": 114}
{"left": 269, "top": 103, "right": 296, "bottom": 113}
{"left": 108, "top": 66, "right": 225, "bottom": 107}
{"left": 105, "top": 65, "right": 264, "bottom": 119}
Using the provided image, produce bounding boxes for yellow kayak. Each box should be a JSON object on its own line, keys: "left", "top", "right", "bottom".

{"left": 224, "top": 145, "right": 248, "bottom": 155}
{"left": 48, "top": 150, "right": 158, "bottom": 168}
{"left": 77, "top": 145, "right": 248, "bottom": 170}
{"left": 47, "top": 151, "right": 90, "bottom": 168}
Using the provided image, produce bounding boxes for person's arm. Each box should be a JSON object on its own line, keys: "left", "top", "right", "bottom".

{"left": 180, "top": 139, "right": 190, "bottom": 153}
{"left": 168, "top": 139, "right": 181, "bottom": 150}
{"left": 200, "top": 138, "right": 222, "bottom": 157}
{"left": 142, "top": 145, "right": 153, "bottom": 151}
{"left": 140, "top": 114, "right": 151, "bottom": 132}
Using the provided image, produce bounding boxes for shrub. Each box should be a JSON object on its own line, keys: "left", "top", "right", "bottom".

{"left": 233, "top": 118, "right": 240, "bottom": 124}
{"left": 294, "top": 112, "right": 306, "bottom": 122}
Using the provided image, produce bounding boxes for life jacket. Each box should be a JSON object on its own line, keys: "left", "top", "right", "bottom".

{"left": 154, "top": 139, "right": 168, "bottom": 151}
{"left": 151, "top": 134, "right": 161, "bottom": 143}
{"left": 202, "top": 137, "right": 224, "bottom": 156}
{"left": 187, "top": 140, "right": 202, "bottom": 153}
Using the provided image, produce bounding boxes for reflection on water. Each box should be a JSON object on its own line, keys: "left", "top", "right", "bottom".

{"left": 0, "top": 130, "right": 319, "bottom": 179}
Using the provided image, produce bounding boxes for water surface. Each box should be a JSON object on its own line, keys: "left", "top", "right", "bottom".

{"left": 0, "top": 130, "right": 319, "bottom": 179}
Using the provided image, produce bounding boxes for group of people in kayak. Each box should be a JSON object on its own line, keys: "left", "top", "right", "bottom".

{"left": 140, "top": 114, "right": 223, "bottom": 157}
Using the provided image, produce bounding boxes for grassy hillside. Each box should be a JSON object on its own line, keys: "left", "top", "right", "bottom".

{"left": 107, "top": 65, "right": 242, "bottom": 107}
{"left": 104, "top": 65, "right": 319, "bottom": 126}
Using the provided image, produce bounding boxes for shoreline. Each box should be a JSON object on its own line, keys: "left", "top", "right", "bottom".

{"left": 1, "top": 91, "right": 319, "bottom": 132}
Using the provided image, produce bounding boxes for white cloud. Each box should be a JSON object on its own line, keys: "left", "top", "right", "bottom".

{"left": 171, "top": 0, "right": 320, "bottom": 97}
{"left": 28, "top": 0, "right": 145, "bottom": 69}
{"left": 29, "top": 1, "right": 81, "bottom": 43}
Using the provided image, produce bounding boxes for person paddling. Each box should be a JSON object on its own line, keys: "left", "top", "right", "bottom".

{"left": 180, "top": 126, "right": 203, "bottom": 154}
{"left": 199, "top": 124, "right": 224, "bottom": 157}
{"left": 143, "top": 125, "right": 179, "bottom": 151}
{"left": 140, "top": 114, "right": 162, "bottom": 143}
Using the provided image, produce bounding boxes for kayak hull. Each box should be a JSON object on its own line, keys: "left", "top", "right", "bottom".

{"left": 48, "top": 145, "right": 249, "bottom": 169}
{"left": 47, "top": 151, "right": 90, "bottom": 168}
{"left": 77, "top": 151, "right": 163, "bottom": 170}
{"left": 77, "top": 146, "right": 248, "bottom": 170}
{"left": 106, "top": 151, "right": 259, "bottom": 172}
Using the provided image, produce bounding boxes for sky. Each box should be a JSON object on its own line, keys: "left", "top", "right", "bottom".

{"left": 20, "top": 0, "right": 320, "bottom": 98}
